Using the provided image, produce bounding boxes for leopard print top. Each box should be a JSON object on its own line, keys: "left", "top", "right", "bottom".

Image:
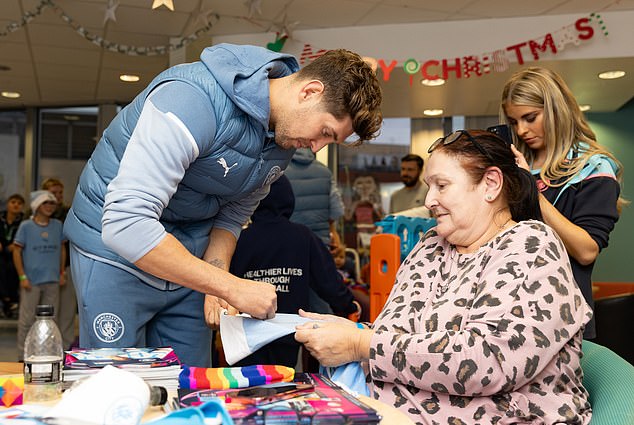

{"left": 368, "top": 220, "right": 592, "bottom": 424}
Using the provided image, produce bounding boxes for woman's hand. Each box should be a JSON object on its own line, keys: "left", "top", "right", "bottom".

{"left": 295, "top": 309, "right": 373, "bottom": 367}
{"left": 297, "top": 308, "right": 354, "bottom": 326}
{"left": 511, "top": 144, "right": 530, "bottom": 171}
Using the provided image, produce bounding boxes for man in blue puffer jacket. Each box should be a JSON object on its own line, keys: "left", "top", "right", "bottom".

{"left": 285, "top": 148, "right": 344, "bottom": 248}
{"left": 64, "top": 43, "right": 382, "bottom": 366}
{"left": 285, "top": 148, "right": 346, "bottom": 315}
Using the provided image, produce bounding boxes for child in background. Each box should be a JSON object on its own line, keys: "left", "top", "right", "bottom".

{"left": 333, "top": 247, "right": 370, "bottom": 322}
{"left": 0, "top": 193, "right": 25, "bottom": 318}
{"left": 41, "top": 178, "right": 77, "bottom": 350}
{"left": 333, "top": 246, "right": 359, "bottom": 284}
{"left": 13, "top": 190, "right": 66, "bottom": 361}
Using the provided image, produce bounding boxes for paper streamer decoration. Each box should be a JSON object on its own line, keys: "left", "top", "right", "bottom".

{"left": 179, "top": 365, "right": 294, "bottom": 390}
{"left": 0, "top": 375, "right": 24, "bottom": 407}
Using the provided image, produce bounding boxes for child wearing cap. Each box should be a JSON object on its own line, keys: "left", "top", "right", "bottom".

{"left": 13, "top": 190, "right": 67, "bottom": 360}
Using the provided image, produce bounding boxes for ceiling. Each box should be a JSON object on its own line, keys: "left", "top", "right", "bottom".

{"left": 0, "top": 0, "right": 633, "bottom": 118}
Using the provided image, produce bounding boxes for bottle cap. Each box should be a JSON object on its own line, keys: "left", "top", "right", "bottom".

{"left": 35, "top": 305, "right": 54, "bottom": 317}
{"left": 149, "top": 385, "right": 168, "bottom": 405}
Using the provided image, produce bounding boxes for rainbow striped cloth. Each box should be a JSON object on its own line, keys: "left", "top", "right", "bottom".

{"left": 178, "top": 365, "right": 295, "bottom": 390}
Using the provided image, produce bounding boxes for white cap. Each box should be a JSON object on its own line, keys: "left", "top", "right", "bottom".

{"left": 30, "top": 190, "right": 57, "bottom": 213}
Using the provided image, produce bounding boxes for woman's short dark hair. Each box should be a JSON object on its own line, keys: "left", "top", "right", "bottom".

{"left": 432, "top": 129, "right": 542, "bottom": 222}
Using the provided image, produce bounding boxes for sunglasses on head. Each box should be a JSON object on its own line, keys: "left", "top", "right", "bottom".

{"left": 428, "top": 130, "right": 495, "bottom": 162}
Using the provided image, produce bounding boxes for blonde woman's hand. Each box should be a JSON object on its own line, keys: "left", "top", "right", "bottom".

{"left": 511, "top": 144, "right": 530, "bottom": 171}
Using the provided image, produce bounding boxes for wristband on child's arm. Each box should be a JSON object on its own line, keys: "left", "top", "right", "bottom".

{"left": 19, "top": 275, "right": 27, "bottom": 281}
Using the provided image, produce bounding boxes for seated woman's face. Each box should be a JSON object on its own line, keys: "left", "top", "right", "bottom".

{"left": 423, "top": 151, "right": 488, "bottom": 247}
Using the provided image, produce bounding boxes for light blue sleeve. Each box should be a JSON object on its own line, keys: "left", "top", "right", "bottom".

{"left": 213, "top": 183, "right": 271, "bottom": 239}
{"left": 13, "top": 221, "right": 27, "bottom": 247}
{"left": 102, "top": 82, "right": 216, "bottom": 262}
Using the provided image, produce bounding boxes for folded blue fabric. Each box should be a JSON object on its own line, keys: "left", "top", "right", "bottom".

{"left": 320, "top": 362, "right": 370, "bottom": 397}
{"left": 220, "top": 312, "right": 312, "bottom": 365}
{"left": 145, "top": 399, "right": 234, "bottom": 425}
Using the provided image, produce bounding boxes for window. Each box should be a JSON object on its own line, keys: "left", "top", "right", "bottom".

{"left": 39, "top": 107, "right": 98, "bottom": 160}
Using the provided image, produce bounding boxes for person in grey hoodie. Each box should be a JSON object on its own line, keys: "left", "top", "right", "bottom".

{"left": 64, "top": 43, "right": 382, "bottom": 367}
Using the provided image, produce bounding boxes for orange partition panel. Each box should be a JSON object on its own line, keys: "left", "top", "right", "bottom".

{"left": 592, "top": 282, "right": 634, "bottom": 300}
{"left": 369, "top": 234, "right": 401, "bottom": 322}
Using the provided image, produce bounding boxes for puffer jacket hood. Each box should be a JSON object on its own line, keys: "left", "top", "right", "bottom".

{"left": 252, "top": 175, "right": 295, "bottom": 222}
{"left": 201, "top": 43, "right": 298, "bottom": 132}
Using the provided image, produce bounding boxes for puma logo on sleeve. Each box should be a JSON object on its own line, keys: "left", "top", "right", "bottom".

{"left": 217, "top": 157, "right": 238, "bottom": 177}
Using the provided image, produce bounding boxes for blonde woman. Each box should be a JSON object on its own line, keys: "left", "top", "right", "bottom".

{"left": 501, "top": 67, "right": 624, "bottom": 339}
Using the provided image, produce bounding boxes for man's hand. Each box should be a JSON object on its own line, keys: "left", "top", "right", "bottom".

{"left": 224, "top": 279, "right": 277, "bottom": 320}
{"left": 204, "top": 295, "right": 238, "bottom": 329}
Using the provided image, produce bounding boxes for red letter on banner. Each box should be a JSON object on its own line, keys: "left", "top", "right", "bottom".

{"left": 529, "top": 33, "right": 557, "bottom": 60}
{"left": 506, "top": 42, "right": 528, "bottom": 65}
{"left": 442, "top": 58, "right": 462, "bottom": 80}
{"left": 421, "top": 60, "right": 441, "bottom": 80}
{"left": 377, "top": 59, "right": 397, "bottom": 82}
{"left": 575, "top": 17, "right": 594, "bottom": 40}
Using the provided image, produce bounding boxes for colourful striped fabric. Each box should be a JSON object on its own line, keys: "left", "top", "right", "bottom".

{"left": 178, "top": 365, "right": 295, "bottom": 390}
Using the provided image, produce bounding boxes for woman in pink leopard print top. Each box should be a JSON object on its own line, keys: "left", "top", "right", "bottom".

{"left": 296, "top": 129, "right": 592, "bottom": 424}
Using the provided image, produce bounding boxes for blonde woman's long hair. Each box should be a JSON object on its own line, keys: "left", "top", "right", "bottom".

{"left": 500, "top": 67, "right": 626, "bottom": 212}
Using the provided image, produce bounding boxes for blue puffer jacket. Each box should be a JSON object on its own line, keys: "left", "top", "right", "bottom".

{"left": 64, "top": 44, "right": 299, "bottom": 287}
{"left": 285, "top": 148, "right": 339, "bottom": 244}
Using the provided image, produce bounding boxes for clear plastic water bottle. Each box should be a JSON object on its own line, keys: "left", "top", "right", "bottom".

{"left": 23, "top": 304, "right": 63, "bottom": 402}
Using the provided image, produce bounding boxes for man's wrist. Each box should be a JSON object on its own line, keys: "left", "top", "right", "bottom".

{"left": 19, "top": 274, "right": 27, "bottom": 281}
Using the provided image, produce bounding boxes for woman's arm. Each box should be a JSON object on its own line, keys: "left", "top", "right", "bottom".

{"left": 538, "top": 194, "right": 598, "bottom": 265}
{"left": 511, "top": 144, "right": 608, "bottom": 265}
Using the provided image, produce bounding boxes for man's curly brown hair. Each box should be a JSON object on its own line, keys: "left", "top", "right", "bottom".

{"left": 296, "top": 49, "right": 383, "bottom": 145}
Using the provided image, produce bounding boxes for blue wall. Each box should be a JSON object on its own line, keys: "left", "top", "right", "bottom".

{"left": 587, "top": 98, "right": 634, "bottom": 281}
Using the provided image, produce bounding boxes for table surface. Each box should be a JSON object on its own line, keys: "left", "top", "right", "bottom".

{"left": 1, "top": 362, "right": 413, "bottom": 424}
